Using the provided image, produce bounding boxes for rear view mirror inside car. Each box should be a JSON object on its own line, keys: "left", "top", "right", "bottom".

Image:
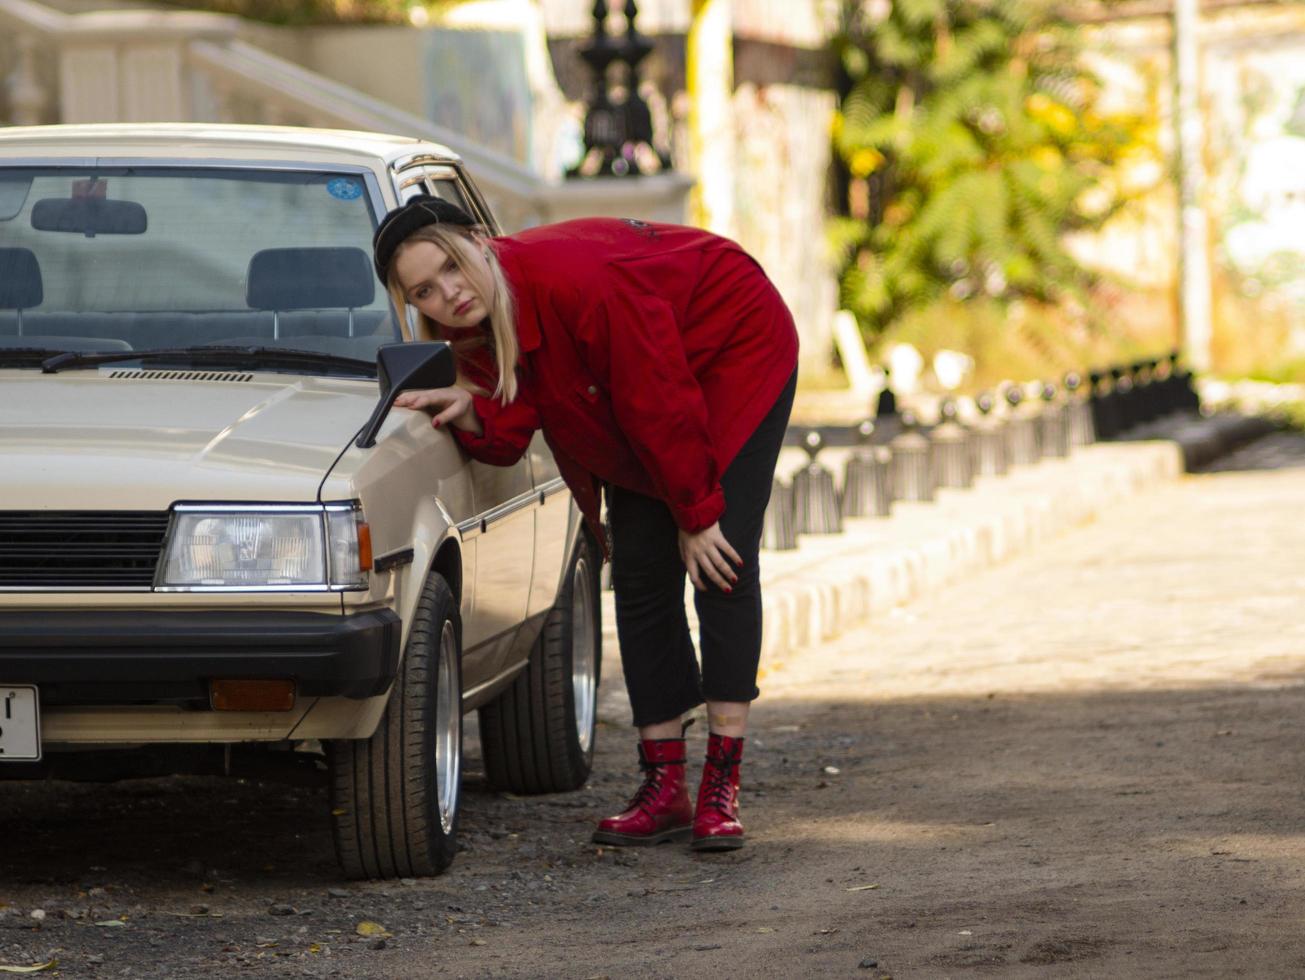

{"left": 31, "top": 197, "right": 147, "bottom": 236}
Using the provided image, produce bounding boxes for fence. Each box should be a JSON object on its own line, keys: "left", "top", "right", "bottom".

{"left": 764, "top": 351, "right": 1204, "bottom": 552}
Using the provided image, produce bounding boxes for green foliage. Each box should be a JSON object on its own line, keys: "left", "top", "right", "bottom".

{"left": 830, "top": 0, "right": 1155, "bottom": 341}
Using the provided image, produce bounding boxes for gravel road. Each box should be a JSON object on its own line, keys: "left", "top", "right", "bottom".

{"left": 3, "top": 431, "right": 1304, "bottom": 979}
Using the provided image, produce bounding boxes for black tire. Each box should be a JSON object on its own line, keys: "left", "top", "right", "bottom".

{"left": 479, "top": 531, "right": 602, "bottom": 794}
{"left": 328, "top": 572, "right": 463, "bottom": 879}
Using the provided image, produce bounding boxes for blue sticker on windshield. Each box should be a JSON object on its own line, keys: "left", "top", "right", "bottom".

{"left": 326, "top": 177, "right": 363, "bottom": 201}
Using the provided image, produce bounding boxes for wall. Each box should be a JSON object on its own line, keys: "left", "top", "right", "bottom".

{"left": 301, "top": 0, "right": 576, "bottom": 178}
{"left": 1079, "top": 4, "right": 1305, "bottom": 371}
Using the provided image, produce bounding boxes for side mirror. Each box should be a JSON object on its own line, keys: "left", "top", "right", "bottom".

{"left": 355, "top": 341, "right": 456, "bottom": 449}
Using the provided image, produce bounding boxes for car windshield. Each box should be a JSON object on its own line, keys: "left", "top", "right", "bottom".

{"left": 0, "top": 166, "right": 398, "bottom": 368}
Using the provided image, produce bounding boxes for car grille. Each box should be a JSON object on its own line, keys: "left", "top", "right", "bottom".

{"left": 0, "top": 511, "right": 170, "bottom": 590}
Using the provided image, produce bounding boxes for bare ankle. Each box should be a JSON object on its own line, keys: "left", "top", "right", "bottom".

{"left": 638, "top": 717, "right": 684, "bottom": 741}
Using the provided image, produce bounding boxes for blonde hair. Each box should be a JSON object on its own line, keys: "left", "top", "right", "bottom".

{"left": 384, "top": 223, "right": 520, "bottom": 404}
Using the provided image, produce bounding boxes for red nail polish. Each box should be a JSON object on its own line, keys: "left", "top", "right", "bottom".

{"left": 434, "top": 419, "right": 442, "bottom": 428}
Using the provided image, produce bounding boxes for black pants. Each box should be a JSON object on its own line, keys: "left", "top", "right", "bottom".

{"left": 608, "top": 370, "right": 797, "bottom": 728}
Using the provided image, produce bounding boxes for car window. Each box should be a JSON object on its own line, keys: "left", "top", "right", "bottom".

{"left": 430, "top": 178, "right": 470, "bottom": 213}
{"left": 0, "top": 166, "right": 397, "bottom": 364}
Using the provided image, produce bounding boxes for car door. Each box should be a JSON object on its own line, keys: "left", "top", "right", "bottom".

{"left": 462, "top": 457, "right": 535, "bottom": 678}
{"left": 527, "top": 430, "right": 571, "bottom": 622}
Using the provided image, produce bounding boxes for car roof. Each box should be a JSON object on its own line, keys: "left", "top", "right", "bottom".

{"left": 0, "top": 123, "right": 460, "bottom": 169}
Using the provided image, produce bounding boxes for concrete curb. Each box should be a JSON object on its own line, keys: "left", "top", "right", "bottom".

{"left": 753, "top": 441, "right": 1184, "bottom": 676}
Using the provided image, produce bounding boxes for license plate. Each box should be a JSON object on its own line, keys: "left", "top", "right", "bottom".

{"left": 0, "top": 686, "right": 40, "bottom": 761}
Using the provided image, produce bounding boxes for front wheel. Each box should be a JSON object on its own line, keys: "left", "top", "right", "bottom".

{"left": 479, "top": 531, "right": 602, "bottom": 794}
{"left": 328, "top": 572, "right": 463, "bottom": 879}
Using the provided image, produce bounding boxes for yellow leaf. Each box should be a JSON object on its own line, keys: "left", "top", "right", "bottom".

{"left": 356, "top": 921, "right": 391, "bottom": 938}
{"left": 331, "top": 809, "right": 347, "bottom": 817}
{"left": 0, "top": 964, "right": 57, "bottom": 974}
{"left": 1026, "top": 93, "right": 1051, "bottom": 114}
{"left": 849, "top": 147, "right": 885, "bottom": 178}
{"left": 308, "top": 944, "right": 321, "bottom": 954}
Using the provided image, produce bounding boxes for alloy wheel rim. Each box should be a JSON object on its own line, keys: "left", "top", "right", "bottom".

{"left": 435, "top": 619, "right": 461, "bottom": 835}
{"left": 570, "top": 557, "right": 597, "bottom": 755}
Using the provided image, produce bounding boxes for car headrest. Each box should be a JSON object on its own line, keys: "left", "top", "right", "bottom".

{"left": 0, "top": 248, "right": 43, "bottom": 310}
{"left": 246, "top": 247, "right": 375, "bottom": 311}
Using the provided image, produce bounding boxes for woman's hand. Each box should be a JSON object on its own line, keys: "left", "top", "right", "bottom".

{"left": 678, "top": 522, "right": 743, "bottom": 593}
{"left": 393, "top": 386, "right": 483, "bottom": 435}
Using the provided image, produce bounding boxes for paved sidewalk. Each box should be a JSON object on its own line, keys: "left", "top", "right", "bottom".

{"left": 601, "top": 438, "right": 1186, "bottom": 702}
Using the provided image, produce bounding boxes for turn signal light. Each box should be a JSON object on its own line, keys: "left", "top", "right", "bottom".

{"left": 358, "top": 522, "right": 373, "bottom": 572}
{"left": 210, "top": 679, "right": 297, "bottom": 712}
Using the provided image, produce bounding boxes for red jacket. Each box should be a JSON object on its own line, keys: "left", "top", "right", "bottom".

{"left": 452, "top": 218, "right": 799, "bottom": 543}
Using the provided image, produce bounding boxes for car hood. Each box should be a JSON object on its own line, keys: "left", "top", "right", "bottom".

{"left": 0, "top": 371, "right": 379, "bottom": 510}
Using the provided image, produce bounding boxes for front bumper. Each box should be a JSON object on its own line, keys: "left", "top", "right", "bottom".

{"left": 0, "top": 609, "right": 400, "bottom": 705}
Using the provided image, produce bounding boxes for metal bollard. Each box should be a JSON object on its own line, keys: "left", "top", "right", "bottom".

{"left": 1143, "top": 359, "right": 1163, "bottom": 423}
{"left": 1112, "top": 366, "right": 1137, "bottom": 433}
{"left": 1170, "top": 351, "right": 1201, "bottom": 413}
{"left": 1128, "top": 360, "right": 1151, "bottom": 425}
{"left": 761, "top": 478, "right": 797, "bottom": 551}
{"left": 792, "top": 430, "right": 842, "bottom": 534}
{"left": 888, "top": 412, "right": 934, "bottom": 502}
{"left": 930, "top": 399, "right": 974, "bottom": 489}
{"left": 1089, "top": 369, "right": 1116, "bottom": 441}
{"left": 1065, "top": 372, "right": 1096, "bottom": 446}
{"left": 970, "top": 392, "right": 1009, "bottom": 477}
{"left": 1004, "top": 386, "right": 1041, "bottom": 466}
{"left": 1037, "top": 383, "right": 1070, "bottom": 458}
{"left": 1164, "top": 349, "right": 1200, "bottom": 414}
{"left": 1158, "top": 352, "right": 1181, "bottom": 415}
{"left": 841, "top": 420, "right": 892, "bottom": 518}
{"left": 872, "top": 377, "right": 904, "bottom": 444}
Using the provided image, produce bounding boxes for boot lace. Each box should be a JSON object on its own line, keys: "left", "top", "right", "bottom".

{"left": 627, "top": 757, "right": 665, "bottom": 815}
{"left": 700, "top": 754, "right": 736, "bottom": 815}
{"left": 627, "top": 747, "right": 683, "bottom": 815}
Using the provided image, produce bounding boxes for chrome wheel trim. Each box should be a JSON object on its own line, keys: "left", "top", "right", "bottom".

{"left": 570, "top": 556, "right": 598, "bottom": 756}
{"left": 435, "top": 619, "right": 461, "bottom": 835}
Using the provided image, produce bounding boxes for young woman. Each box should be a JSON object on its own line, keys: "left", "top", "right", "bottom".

{"left": 372, "top": 195, "right": 798, "bottom": 851}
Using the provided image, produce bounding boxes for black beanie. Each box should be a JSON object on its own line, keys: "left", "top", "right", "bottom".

{"left": 372, "top": 195, "right": 479, "bottom": 283}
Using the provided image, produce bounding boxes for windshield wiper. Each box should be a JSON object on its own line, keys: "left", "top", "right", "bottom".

{"left": 40, "top": 346, "right": 377, "bottom": 378}
{"left": 0, "top": 348, "right": 78, "bottom": 368}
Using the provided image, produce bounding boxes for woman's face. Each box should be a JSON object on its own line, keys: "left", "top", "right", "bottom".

{"left": 394, "top": 238, "right": 490, "bottom": 329}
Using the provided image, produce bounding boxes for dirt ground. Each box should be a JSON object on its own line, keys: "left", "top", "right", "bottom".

{"left": 3, "top": 432, "right": 1305, "bottom": 979}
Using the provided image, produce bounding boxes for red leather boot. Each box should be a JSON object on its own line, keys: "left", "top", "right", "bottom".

{"left": 592, "top": 737, "right": 693, "bottom": 846}
{"left": 692, "top": 733, "right": 745, "bottom": 851}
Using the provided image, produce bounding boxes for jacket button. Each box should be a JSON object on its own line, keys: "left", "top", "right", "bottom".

{"left": 586, "top": 385, "right": 597, "bottom": 395}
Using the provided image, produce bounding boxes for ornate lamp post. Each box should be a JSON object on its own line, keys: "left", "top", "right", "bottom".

{"left": 569, "top": 0, "right": 669, "bottom": 178}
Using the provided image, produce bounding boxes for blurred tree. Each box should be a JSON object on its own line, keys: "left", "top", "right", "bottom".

{"left": 829, "top": 0, "right": 1157, "bottom": 341}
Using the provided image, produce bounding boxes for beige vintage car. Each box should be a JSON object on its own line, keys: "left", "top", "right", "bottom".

{"left": 0, "top": 124, "right": 602, "bottom": 879}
